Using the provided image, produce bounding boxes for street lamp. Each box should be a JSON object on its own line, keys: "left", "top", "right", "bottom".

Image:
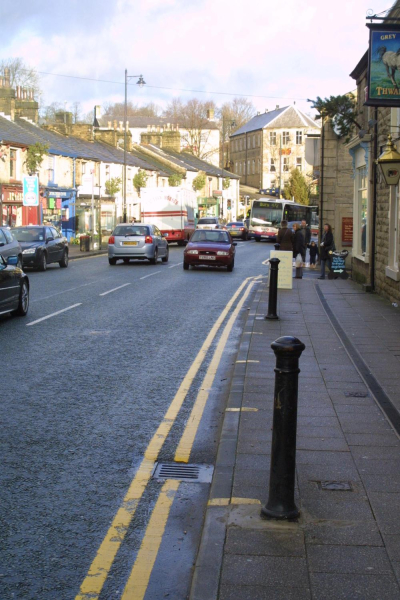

{"left": 377, "top": 134, "right": 400, "bottom": 186}
{"left": 221, "top": 118, "right": 236, "bottom": 169}
{"left": 123, "top": 70, "right": 146, "bottom": 222}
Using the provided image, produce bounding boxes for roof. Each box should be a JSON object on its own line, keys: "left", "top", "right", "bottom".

{"left": 350, "top": 51, "right": 368, "bottom": 81}
{"left": 100, "top": 115, "right": 219, "bottom": 130}
{"left": 160, "top": 149, "right": 240, "bottom": 179}
{"left": 231, "top": 105, "right": 319, "bottom": 136}
{"left": 140, "top": 144, "right": 197, "bottom": 172}
{"left": 0, "top": 116, "right": 160, "bottom": 171}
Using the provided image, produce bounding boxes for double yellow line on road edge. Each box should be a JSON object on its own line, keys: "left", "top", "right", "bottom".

{"left": 75, "top": 276, "right": 255, "bottom": 600}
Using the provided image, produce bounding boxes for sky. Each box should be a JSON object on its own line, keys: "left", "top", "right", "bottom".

{"left": 0, "top": 0, "right": 394, "bottom": 117}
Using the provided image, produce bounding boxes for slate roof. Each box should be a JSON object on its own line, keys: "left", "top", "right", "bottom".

{"left": 140, "top": 144, "right": 197, "bottom": 172}
{"left": 160, "top": 149, "right": 240, "bottom": 179}
{"left": 231, "top": 105, "right": 319, "bottom": 136}
{"left": 0, "top": 116, "right": 162, "bottom": 172}
{"left": 130, "top": 145, "right": 182, "bottom": 177}
{"left": 99, "top": 115, "right": 219, "bottom": 130}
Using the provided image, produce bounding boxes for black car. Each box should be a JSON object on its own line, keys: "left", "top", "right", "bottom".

{"left": 12, "top": 226, "right": 69, "bottom": 271}
{"left": 0, "top": 254, "right": 29, "bottom": 317}
{"left": 0, "top": 226, "right": 23, "bottom": 268}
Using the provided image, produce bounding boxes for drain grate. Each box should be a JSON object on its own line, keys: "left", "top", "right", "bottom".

{"left": 345, "top": 391, "right": 369, "bottom": 398}
{"left": 152, "top": 462, "right": 214, "bottom": 483}
{"left": 318, "top": 481, "right": 353, "bottom": 491}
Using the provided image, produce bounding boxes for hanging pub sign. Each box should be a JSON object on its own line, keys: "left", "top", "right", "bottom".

{"left": 366, "top": 23, "right": 400, "bottom": 107}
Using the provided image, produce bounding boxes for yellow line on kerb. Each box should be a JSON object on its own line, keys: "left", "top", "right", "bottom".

{"left": 75, "top": 277, "right": 254, "bottom": 600}
{"left": 175, "top": 279, "right": 255, "bottom": 463}
{"left": 121, "top": 480, "right": 180, "bottom": 600}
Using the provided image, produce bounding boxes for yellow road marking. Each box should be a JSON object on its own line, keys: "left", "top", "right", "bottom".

{"left": 231, "top": 497, "right": 261, "bottom": 505}
{"left": 75, "top": 276, "right": 254, "bottom": 600}
{"left": 208, "top": 498, "right": 230, "bottom": 506}
{"left": 225, "top": 407, "right": 258, "bottom": 412}
{"left": 121, "top": 480, "right": 180, "bottom": 600}
{"left": 208, "top": 497, "right": 261, "bottom": 506}
{"left": 236, "top": 360, "right": 259, "bottom": 363}
{"left": 242, "top": 407, "right": 259, "bottom": 412}
{"left": 174, "top": 280, "right": 255, "bottom": 463}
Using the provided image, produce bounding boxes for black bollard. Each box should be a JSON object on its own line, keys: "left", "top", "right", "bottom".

{"left": 266, "top": 257, "right": 280, "bottom": 320}
{"left": 261, "top": 336, "right": 305, "bottom": 520}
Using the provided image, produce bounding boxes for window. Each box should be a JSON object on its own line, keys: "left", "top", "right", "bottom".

{"left": 257, "top": 158, "right": 260, "bottom": 173}
{"left": 253, "top": 135, "right": 255, "bottom": 148}
{"left": 239, "top": 139, "right": 243, "bottom": 151}
{"left": 270, "top": 158, "right": 276, "bottom": 172}
{"left": 258, "top": 134, "right": 261, "bottom": 146}
{"left": 10, "top": 149, "right": 17, "bottom": 178}
{"left": 239, "top": 162, "right": 242, "bottom": 175}
{"left": 82, "top": 162, "right": 87, "bottom": 174}
{"left": 283, "top": 157, "right": 289, "bottom": 172}
{"left": 48, "top": 156, "right": 55, "bottom": 182}
{"left": 387, "top": 186, "right": 400, "bottom": 276}
{"left": 3, "top": 228, "right": 14, "bottom": 244}
{"left": 296, "top": 157, "right": 302, "bottom": 171}
{"left": 236, "top": 139, "right": 239, "bottom": 152}
{"left": 282, "top": 131, "right": 290, "bottom": 145}
{"left": 356, "top": 165, "right": 368, "bottom": 256}
{"left": 51, "top": 227, "right": 60, "bottom": 239}
{"left": 270, "top": 132, "right": 276, "bottom": 146}
{"left": 247, "top": 160, "right": 250, "bottom": 173}
{"left": 252, "top": 159, "right": 255, "bottom": 174}
{"left": 0, "top": 230, "right": 7, "bottom": 245}
{"left": 296, "top": 131, "right": 303, "bottom": 145}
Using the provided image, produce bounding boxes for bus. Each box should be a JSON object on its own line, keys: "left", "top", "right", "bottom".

{"left": 249, "top": 199, "right": 317, "bottom": 242}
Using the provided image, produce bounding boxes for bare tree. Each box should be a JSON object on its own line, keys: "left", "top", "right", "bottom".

{"left": 102, "top": 101, "right": 161, "bottom": 120}
{"left": 0, "top": 57, "right": 41, "bottom": 96}
{"left": 218, "top": 97, "right": 256, "bottom": 137}
{"left": 39, "top": 102, "right": 64, "bottom": 125}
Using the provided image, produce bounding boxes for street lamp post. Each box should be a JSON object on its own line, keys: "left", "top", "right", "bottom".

{"left": 221, "top": 118, "right": 236, "bottom": 169}
{"left": 123, "top": 70, "right": 146, "bottom": 223}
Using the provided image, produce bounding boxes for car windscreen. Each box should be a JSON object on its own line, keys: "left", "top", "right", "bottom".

{"left": 113, "top": 226, "right": 149, "bottom": 236}
{"left": 191, "top": 231, "right": 230, "bottom": 243}
{"left": 198, "top": 218, "right": 217, "bottom": 224}
{"left": 12, "top": 228, "right": 45, "bottom": 242}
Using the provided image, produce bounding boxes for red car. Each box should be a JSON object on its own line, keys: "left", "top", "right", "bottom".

{"left": 183, "top": 229, "right": 236, "bottom": 271}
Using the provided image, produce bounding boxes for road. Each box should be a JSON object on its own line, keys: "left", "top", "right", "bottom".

{"left": 1, "top": 240, "right": 272, "bottom": 600}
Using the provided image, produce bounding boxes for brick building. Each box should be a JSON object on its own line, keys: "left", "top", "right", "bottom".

{"left": 229, "top": 105, "right": 320, "bottom": 191}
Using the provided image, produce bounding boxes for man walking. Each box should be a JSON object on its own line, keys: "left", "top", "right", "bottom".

{"left": 300, "top": 219, "right": 311, "bottom": 263}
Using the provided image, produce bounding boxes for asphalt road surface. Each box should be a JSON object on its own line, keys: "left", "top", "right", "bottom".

{"left": 1, "top": 240, "right": 273, "bottom": 600}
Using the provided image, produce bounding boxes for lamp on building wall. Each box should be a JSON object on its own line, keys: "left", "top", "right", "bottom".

{"left": 123, "top": 70, "right": 146, "bottom": 222}
{"left": 377, "top": 134, "right": 400, "bottom": 186}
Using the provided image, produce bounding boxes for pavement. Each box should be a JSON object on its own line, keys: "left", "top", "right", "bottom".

{"left": 68, "top": 244, "right": 107, "bottom": 259}
{"left": 190, "top": 268, "right": 400, "bottom": 600}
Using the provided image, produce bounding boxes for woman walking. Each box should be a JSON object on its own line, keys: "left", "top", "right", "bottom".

{"left": 319, "top": 223, "right": 335, "bottom": 280}
{"left": 277, "top": 220, "right": 294, "bottom": 250}
{"left": 293, "top": 223, "right": 306, "bottom": 279}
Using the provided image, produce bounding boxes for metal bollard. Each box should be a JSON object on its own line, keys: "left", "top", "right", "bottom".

{"left": 261, "top": 336, "right": 305, "bottom": 520}
{"left": 266, "top": 257, "right": 280, "bottom": 320}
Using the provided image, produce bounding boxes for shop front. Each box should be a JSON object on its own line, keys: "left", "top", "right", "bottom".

{"left": 1, "top": 184, "right": 40, "bottom": 227}
{"left": 45, "top": 187, "right": 76, "bottom": 240}
{"left": 197, "top": 197, "right": 220, "bottom": 219}
{"left": 75, "top": 195, "right": 117, "bottom": 245}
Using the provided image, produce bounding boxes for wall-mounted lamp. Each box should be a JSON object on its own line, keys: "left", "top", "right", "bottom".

{"left": 377, "top": 134, "right": 400, "bottom": 186}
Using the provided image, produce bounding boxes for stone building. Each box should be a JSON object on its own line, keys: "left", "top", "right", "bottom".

{"left": 229, "top": 105, "right": 320, "bottom": 191}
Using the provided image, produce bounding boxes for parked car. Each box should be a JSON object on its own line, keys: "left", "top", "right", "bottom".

{"left": 0, "top": 254, "right": 29, "bottom": 317}
{"left": 0, "top": 227, "right": 22, "bottom": 268}
{"left": 12, "top": 226, "right": 69, "bottom": 271}
{"left": 196, "top": 217, "right": 221, "bottom": 230}
{"left": 183, "top": 229, "right": 236, "bottom": 271}
{"left": 225, "top": 221, "right": 248, "bottom": 240}
{"left": 108, "top": 223, "right": 169, "bottom": 265}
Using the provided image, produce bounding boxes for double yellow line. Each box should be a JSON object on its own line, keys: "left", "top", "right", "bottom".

{"left": 76, "top": 276, "right": 257, "bottom": 600}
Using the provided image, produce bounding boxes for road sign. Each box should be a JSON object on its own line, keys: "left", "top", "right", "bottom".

{"left": 328, "top": 251, "right": 349, "bottom": 280}
{"left": 270, "top": 250, "right": 293, "bottom": 289}
{"left": 23, "top": 175, "right": 39, "bottom": 207}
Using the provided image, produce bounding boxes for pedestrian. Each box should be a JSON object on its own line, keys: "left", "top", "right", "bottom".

{"left": 300, "top": 219, "right": 311, "bottom": 263}
{"left": 131, "top": 217, "right": 137, "bottom": 224}
{"left": 318, "top": 223, "right": 335, "bottom": 280}
{"left": 276, "top": 220, "right": 294, "bottom": 250}
{"left": 293, "top": 223, "right": 305, "bottom": 279}
{"left": 309, "top": 240, "right": 319, "bottom": 269}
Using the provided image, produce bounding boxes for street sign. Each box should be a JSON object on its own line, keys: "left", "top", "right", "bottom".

{"left": 270, "top": 250, "right": 293, "bottom": 289}
{"left": 23, "top": 175, "right": 39, "bottom": 207}
{"left": 328, "top": 251, "right": 349, "bottom": 279}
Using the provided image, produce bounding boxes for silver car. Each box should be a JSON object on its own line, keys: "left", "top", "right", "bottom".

{"left": 108, "top": 223, "right": 169, "bottom": 265}
{"left": 196, "top": 217, "right": 221, "bottom": 230}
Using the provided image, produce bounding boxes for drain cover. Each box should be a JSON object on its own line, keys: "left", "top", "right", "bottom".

{"left": 152, "top": 463, "right": 214, "bottom": 483}
{"left": 345, "top": 391, "right": 368, "bottom": 398}
{"left": 318, "top": 481, "right": 353, "bottom": 491}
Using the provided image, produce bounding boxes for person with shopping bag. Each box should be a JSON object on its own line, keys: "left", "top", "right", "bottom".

{"left": 293, "top": 223, "right": 306, "bottom": 279}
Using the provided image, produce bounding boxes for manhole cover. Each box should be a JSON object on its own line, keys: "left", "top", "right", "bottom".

{"left": 318, "top": 481, "right": 353, "bottom": 491}
{"left": 345, "top": 391, "right": 368, "bottom": 398}
{"left": 152, "top": 463, "right": 213, "bottom": 483}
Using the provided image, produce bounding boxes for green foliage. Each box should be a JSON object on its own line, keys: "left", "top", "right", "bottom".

{"left": 105, "top": 176, "right": 121, "bottom": 197}
{"left": 283, "top": 169, "right": 310, "bottom": 205}
{"left": 168, "top": 173, "right": 183, "bottom": 187}
{"left": 222, "top": 177, "right": 230, "bottom": 190}
{"left": 25, "top": 142, "right": 49, "bottom": 175}
{"left": 192, "top": 172, "right": 206, "bottom": 191}
{"left": 308, "top": 94, "right": 361, "bottom": 141}
{"left": 133, "top": 170, "right": 148, "bottom": 193}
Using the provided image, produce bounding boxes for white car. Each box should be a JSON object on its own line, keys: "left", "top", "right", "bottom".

{"left": 196, "top": 217, "right": 221, "bottom": 230}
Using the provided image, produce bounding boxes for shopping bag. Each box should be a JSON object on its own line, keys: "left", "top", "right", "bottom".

{"left": 295, "top": 253, "right": 303, "bottom": 267}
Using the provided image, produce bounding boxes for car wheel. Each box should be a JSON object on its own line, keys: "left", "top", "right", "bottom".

{"left": 177, "top": 241, "right": 185, "bottom": 247}
{"left": 255, "top": 237, "right": 261, "bottom": 243}
{"left": 183, "top": 261, "right": 189, "bottom": 270}
{"left": 162, "top": 246, "right": 169, "bottom": 263}
{"left": 108, "top": 257, "right": 117, "bottom": 265}
{"left": 14, "top": 281, "right": 29, "bottom": 316}
{"left": 39, "top": 252, "right": 47, "bottom": 271}
{"left": 123, "top": 258, "right": 130, "bottom": 264}
{"left": 149, "top": 248, "right": 158, "bottom": 264}
{"left": 17, "top": 255, "right": 23, "bottom": 269}
{"left": 59, "top": 250, "right": 69, "bottom": 268}
{"left": 227, "top": 259, "right": 234, "bottom": 272}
